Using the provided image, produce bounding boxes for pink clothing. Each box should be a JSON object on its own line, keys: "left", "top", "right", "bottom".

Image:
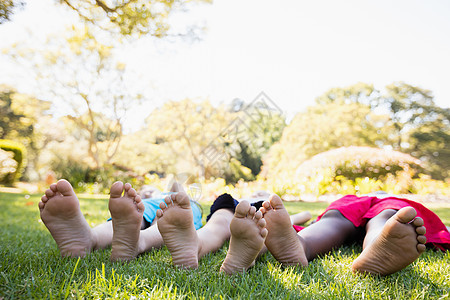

{"left": 293, "top": 195, "right": 450, "bottom": 251}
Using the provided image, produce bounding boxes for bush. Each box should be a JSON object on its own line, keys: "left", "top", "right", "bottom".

{"left": 50, "top": 157, "right": 156, "bottom": 194}
{"left": 0, "top": 139, "right": 26, "bottom": 185}
{"left": 296, "top": 146, "right": 423, "bottom": 181}
{"left": 0, "top": 149, "right": 18, "bottom": 182}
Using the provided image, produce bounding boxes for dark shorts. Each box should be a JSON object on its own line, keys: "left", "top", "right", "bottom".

{"left": 206, "top": 193, "right": 264, "bottom": 222}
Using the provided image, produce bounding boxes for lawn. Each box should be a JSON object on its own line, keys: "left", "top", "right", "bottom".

{"left": 0, "top": 192, "right": 449, "bottom": 299}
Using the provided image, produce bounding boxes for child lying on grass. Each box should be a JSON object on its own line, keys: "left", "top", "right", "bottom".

{"left": 38, "top": 179, "right": 309, "bottom": 270}
{"left": 259, "top": 192, "right": 450, "bottom": 275}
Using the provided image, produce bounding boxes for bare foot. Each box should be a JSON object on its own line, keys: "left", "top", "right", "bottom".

{"left": 351, "top": 207, "right": 427, "bottom": 276}
{"left": 38, "top": 179, "right": 94, "bottom": 257}
{"left": 260, "top": 195, "right": 308, "bottom": 266}
{"left": 220, "top": 201, "right": 268, "bottom": 275}
{"left": 109, "top": 182, "right": 145, "bottom": 262}
{"left": 156, "top": 192, "right": 199, "bottom": 268}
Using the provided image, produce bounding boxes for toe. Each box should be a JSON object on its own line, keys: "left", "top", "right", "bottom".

{"left": 412, "top": 217, "right": 424, "bottom": 227}
{"left": 41, "top": 195, "right": 48, "bottom": 202}
{"left": 257, "top": 218, "right": 266, "bottom": 229}
{"left": 38, "top": 201, "right": 45, "bottom": 210}
{"left": 417, "top": 243, "right": 426, "bottom": 253}
{"left": 254, "top": 210, "right": 262, "bottom": 220}
{"left": 394, "top": 207, "right": 417, "bottom": 224}
{"left": 247, "top": 206, "right": 257, "bottom": 218}
{"left": 269, "top": 194, "right": 284, "bottom": 210}
{"left": 235, "top": 201, "right": 251, "bottom": 218}
{"left": 123, "top": 183, "right": 132, "bottom": 196}
{"left": 416, "top": 226, "right": 426, "bottom": 235}
{"left": 136, "top": 200, "right": 145, "bottom": 212}
{"left": 127, "top": 187, "right": 137, "bottom": 198}
{"left": 56, "top": 179, "right": 75, "bottom": 196}
{"left": 164, "top": 196, "right": 173, "bottom": 207}
{"left": 45, "top": 189, "right": 55, "bottom": 198}
{"left": 156, "top": 209, "right": 163, "bottom": 218}
{"left": 173, "top": 192, "right": 190, "bottom": 208}
{"left": 261, "top": 228, "right": 268, "bottom": 238}
{"left": 135, "top": 195, "right": 142, "bottom": 203}
{"left": 159, "top": 201, "right": 167, "bottom": 210}
{"left": 110, "top": 181, "right": 124, "bottom": 198}
{"left": 50, "top": 183, "right": 57, "bottom": 192}
{"left": 262, "top": 201, "right": 272, "bottom": 211}
{"left": 417, "top": 235, "right": 427, "bottom": 244}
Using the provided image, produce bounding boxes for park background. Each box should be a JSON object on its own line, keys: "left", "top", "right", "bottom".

{"left": 1, "top": 0, "right": 450, "bottom": 299}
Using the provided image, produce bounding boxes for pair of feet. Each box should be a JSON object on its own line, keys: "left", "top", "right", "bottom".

{"left": 39, "top": 179, "right": 145, "bottom": 261}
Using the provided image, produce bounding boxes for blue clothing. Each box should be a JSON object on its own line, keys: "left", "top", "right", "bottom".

{"left": 142, "top": 193, "right": 203, "bottom": 230}
{"left": 107, "top": 192, "right": 203, "bottom": 230}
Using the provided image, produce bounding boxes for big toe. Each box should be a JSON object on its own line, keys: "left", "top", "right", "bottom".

{"left": 110, "top": 181, "right": 124, "bottom": 198}
{"left": 269, "top": 194, "right": 284, "bottom": 210}
{"left": 56, "top": 179, "right": 75, "bottom": 196}
{"left": 235, "top": 201, "right": 251, "bottom": 218}
{"left": 394, "top": 207, "right": 417, "bottom": 224}
{"left": 173, "top": 192, "right": 190, "bottom": 207}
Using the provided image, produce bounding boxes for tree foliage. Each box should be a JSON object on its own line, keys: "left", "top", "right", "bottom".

{"left": 59, "top": 0, "right": 211, "bottom": 37}
{"left": 139, "top": 99, "right": 232, "bottom": 178}
{"left": 0, "top": 0, "right": 24, "bottom": 24}
{"left": 263, "top": 99, "right": 388, "bottom": 179}
{"left": 226, "top": 99, "right": 286, "bottom": 178}
{"left": 0, "top": 86, "right": 52, "bottom": 180}
{"left": 264, "top": 82, "right": 449, "bottom": 181}
{"left": 381, "top": 82, "right": 450, "bottom": 179}
{"left": 7, "top": 26, "right": 142, "bottom": 169}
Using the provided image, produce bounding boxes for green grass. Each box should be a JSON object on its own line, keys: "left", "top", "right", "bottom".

{"left": 0, "top": 192, "right": 449, "bottom": 299}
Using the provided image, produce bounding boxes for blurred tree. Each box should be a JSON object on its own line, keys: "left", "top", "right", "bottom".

{"left": 225, "top": 99, "right": 286, "bottom": 177}
{"left": 264, "top": 82, "right": 449, "bottom": 180}
{"left": 263, "top": 100, "right": 390, "bottom": 179}
{"left": 315, "top": 82, "right": 380, "bottom": 108}
{"left": 59, "top": 0, "right": 211, "bottom": 37}
{"left": 139, "top": 99, "right": 232, "bottom": 178}
{"left": 0, "top": 85, "right": 53, "bottom": 180}
{"left": 382, "top": 82, "right": 450, "bottom": 179}
{"left": 6, "top": 26, "right": 142, "bottom": 169}
{"left": 0, "top": 0, "right": 24, "bottom": 24}
{"left": 0, "top": 86, "right": 30, "bottom": 140}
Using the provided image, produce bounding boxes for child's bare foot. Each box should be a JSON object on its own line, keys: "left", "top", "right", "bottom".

{"left": 260, "top": 195, "right": 308, "bottom": 266}
{"left": 109, "top": 182, "right": 145, "bottom": 262}
{"left": 156, "top": 193, "right": 199, "bottom": 268}
{"left": 220, "top": 201, "right": 268, "bottom": 275}
{"left": 351, "top": 207, "right": 427, "bottom": 275}
{"left": 38, "top": 179, "right": 94, "bottom": 257}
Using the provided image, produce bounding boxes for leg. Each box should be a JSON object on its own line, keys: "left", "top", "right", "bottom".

{"left": 38, "top": 179, "right": 96, "bottom": 257}
{"left": 351, "top": 207, "right": 427, "bottom": 275}
{"left": 220, "top": 201, "right": 268, "bottom": 275}
{"left": 197, "top": 208, "right": 234, "bottom": 258}
{"left": 91, "top": 221, "right": 113, "bottom": 250}
{"left": 109, "top": 181, "right": 145, "bottom": 261}
{"left": 290, "top": 211, "right": 311, "bottom": 225}
{"left": 298, "top": 210, "right": 359, "bottom": 260}
{"left": 136, "top": 224, "right": 165, "bottom": 253}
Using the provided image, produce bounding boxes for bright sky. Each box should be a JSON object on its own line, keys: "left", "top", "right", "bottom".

{"left": 1, "top": 0, "right": 449, "bottom": 132}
